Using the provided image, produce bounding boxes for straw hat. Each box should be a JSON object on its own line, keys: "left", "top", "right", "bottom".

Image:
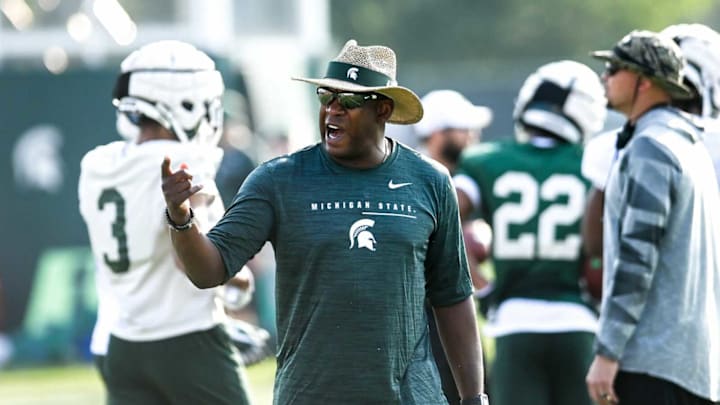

{"left": 293, "top": 40, "right": 423, "bottom": 124}
{"left": 591, "top": 30, "right": 693, "bottom": 99}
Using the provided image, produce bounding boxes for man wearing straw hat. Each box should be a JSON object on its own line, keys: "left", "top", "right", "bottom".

{"left": 160, "top": 39, "right": 488, "bottom": 405}
{"left": 585, "top": 30, "right": 720, "bottom": 405}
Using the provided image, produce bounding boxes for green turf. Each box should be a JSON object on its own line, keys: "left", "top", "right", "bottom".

{"left": 0, "top": 359, "right": 277, "bottom": 405}
{"left": 0, "top": 312, "right": 495, "bottom": 405}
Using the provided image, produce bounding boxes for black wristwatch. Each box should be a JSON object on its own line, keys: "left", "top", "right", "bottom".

{"left": 460, "top": 393, "right": 489, "bottom": 405}
{"left": 165, "top": 207, "right": 195, "bottom": 231}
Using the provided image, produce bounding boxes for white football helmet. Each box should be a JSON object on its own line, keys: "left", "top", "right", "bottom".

{"left": 112, "top": 40, "right": 225, "bottom": 146}
{"left": 661, "top": 24, "right": 720, "bottom": 118}
{"left": 513, "top": 60, "right": 607, "bottom": 144}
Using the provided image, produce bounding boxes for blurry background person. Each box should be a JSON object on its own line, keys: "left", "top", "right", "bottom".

{"left": 454, "top": 60, "right": 607, "bottom": 405}
{"left": 414, "top": 90, "right": 492, "bottom": 173}
{"left": 662, "top": 23, "right": 720, "bottom": 181}
{"left": 216, "top": 96, "right": 257, "bottom": 209}
{"left": 79, "top": 40, "right": 251, "bottom": 404}
{"left": 413, "top": 89, "right": 493, "bottom": 404}
{"left": 216, "top": 90, "right": 280, "bottom": 347}
{"left": 415, "top": 89, "right": 495, "bottom": 283}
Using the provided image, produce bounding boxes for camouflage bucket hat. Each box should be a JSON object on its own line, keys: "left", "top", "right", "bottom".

{"left": 591, "top": 30, "right": 693, "bottom": 99}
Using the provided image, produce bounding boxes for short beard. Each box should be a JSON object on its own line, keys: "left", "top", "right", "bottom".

{"left": 441, "top": 141, "right": 464, "bottom": 166}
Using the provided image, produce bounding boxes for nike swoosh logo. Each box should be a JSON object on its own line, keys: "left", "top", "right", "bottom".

{"left": 388, "top": 180, "right": 412, "bottom": 189}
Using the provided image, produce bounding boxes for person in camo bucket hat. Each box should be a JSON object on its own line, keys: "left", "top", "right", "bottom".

{"left": 585, "top": 29, "right": 720, "bottom": 405}
{"left": 591, "top": 29, "right": 693, "bottom": 100}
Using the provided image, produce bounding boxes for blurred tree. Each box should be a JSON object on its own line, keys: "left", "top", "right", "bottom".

{"left": 330, "top": 0, "right": 715, "bottom": 64}
{"left": 329, "top": 0, "right": 717, "bottom": 141}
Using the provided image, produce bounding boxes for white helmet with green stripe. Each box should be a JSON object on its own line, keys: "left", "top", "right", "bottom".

{"left": 112, "top": 40, "right": 225, "bottom": 146}
{"left": 514, "top": 60, "right": 607, "bottom": 144}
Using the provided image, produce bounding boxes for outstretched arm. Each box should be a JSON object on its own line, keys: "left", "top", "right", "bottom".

{"left": 161, "top": 156, "right": 227, "bottom": 288}
{"left": 433, "top": 297, "right": 485, "bottom": 401}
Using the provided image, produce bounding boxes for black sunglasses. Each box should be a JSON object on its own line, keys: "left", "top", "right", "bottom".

{"left": 316, "top": 87, "right": 386, "bottom": 109}
{"left": 604, "top": 62, "right": 626, "bottom": 76}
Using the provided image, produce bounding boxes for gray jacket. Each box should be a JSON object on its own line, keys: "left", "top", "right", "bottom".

{"left": 599, "top": 106, "right": 720, "bottom": 401}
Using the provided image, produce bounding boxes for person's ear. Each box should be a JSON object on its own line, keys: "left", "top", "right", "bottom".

{"left": 638, "top": 76, "right": 654, "bottom": 92}
{"left": 376, "top": 99, "right": 394, "bottom": 122}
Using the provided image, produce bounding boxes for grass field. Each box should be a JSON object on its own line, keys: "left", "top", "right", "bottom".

{"left": 0, "top": 359, "right": 277, "bottom": 405}
{"left": 0, "top": 313, "right": 494, "bottom": 405}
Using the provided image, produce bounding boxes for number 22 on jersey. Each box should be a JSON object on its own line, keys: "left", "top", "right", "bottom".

{"left": 492, "top": 172, "right": 586, "bottom": 261}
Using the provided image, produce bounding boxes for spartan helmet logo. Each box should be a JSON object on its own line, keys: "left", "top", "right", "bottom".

{"left": 349, "top": 218, "right": 377, "bottom": 251}
{"left": 346, "top": 67, "right": 359, "bottom": 81}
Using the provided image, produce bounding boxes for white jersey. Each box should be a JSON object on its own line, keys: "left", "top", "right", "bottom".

{"left": 581, "top": 129, "right": 619, "bottom": 191}
{"left": 79, "top": 140, "right": 225, "bottom": 342}
{"left": 583, "top": 120, "right": 720, "bottom": 191}
{"left": 89, "top": 255, "right": 115, "bottom": 355}
{"left": 702, "top": 118, "right": 720, "bottom": 189}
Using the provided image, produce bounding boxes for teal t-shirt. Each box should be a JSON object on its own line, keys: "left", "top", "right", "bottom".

{"left": 208, "top": 139, "right": 472, "bottom": 404}
{"left": 457, "top": 140, "right": 589, "bottom": 307}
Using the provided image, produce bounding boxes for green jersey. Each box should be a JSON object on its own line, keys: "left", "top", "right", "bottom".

{"left": 208, "top": 140, "right": 472, "bottom": 404}
{"left": 457, "top": 140, "right": 589, "bottom": 307}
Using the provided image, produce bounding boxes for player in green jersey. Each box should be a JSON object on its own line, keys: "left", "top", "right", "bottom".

{"left": 161, "top": 39, "right": 489, "bottom": 405}
{"left": 454, "top": 60, "right": 607, "bottom": 405}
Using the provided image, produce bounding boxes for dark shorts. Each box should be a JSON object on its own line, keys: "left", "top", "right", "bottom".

{"left": 105, "top": 325, "right": 251, "bottom": 405}
{"left": 491, "top": 331, "right": 595, "bottom": 405}
{"left": 615, "top": 371, "right": 719, "bottom": 405}
{"left": 94, "top": 354, "right": 109, "bottom": 388}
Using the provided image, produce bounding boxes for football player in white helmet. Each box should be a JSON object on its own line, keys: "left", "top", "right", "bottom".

{"left": 512, "top": 61, "right": 607, "bottom": 145}
{"left": 662, "top": 23, "right": 720, "bottom": 185}
{"left": 453, "top": 60, "right": 606, "bottom": 405}
{"left": 79, "top": 40, "right": 251, "bottom": 404}
{"left": 111, "top": 40, "right": 225, "bottom": 146}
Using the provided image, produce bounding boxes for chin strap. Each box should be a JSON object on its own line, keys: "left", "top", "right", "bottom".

{"left": 615, "top": 121, "right": 635, "bottom": 150}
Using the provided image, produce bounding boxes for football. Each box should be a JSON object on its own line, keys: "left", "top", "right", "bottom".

{"left": 582, "top": 255, "right": 603, "bottom": 301}
{"left": 463, "top": 219, "right": 492, "bottom": 264}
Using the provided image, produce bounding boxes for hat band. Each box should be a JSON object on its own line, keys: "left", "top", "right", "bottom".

{"left": 325, "top": 61, "right": 395, "bottom": 87}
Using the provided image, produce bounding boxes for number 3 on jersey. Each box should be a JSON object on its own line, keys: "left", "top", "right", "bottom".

{"left": 492, "top": 172, "right": 585, "bottom": 261}
{"left": 98, "top": 187, "right": 130, "bottom": 273}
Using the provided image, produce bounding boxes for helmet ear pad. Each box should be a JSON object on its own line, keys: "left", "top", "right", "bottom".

{"left": 115, "top": 111, "right": 140, "bottom": 141}
{"left": 514, "top": 60, "right": 607, "bottom": 144}
{"left": 111, "top": 40, "right": 225, "bottom": 146}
